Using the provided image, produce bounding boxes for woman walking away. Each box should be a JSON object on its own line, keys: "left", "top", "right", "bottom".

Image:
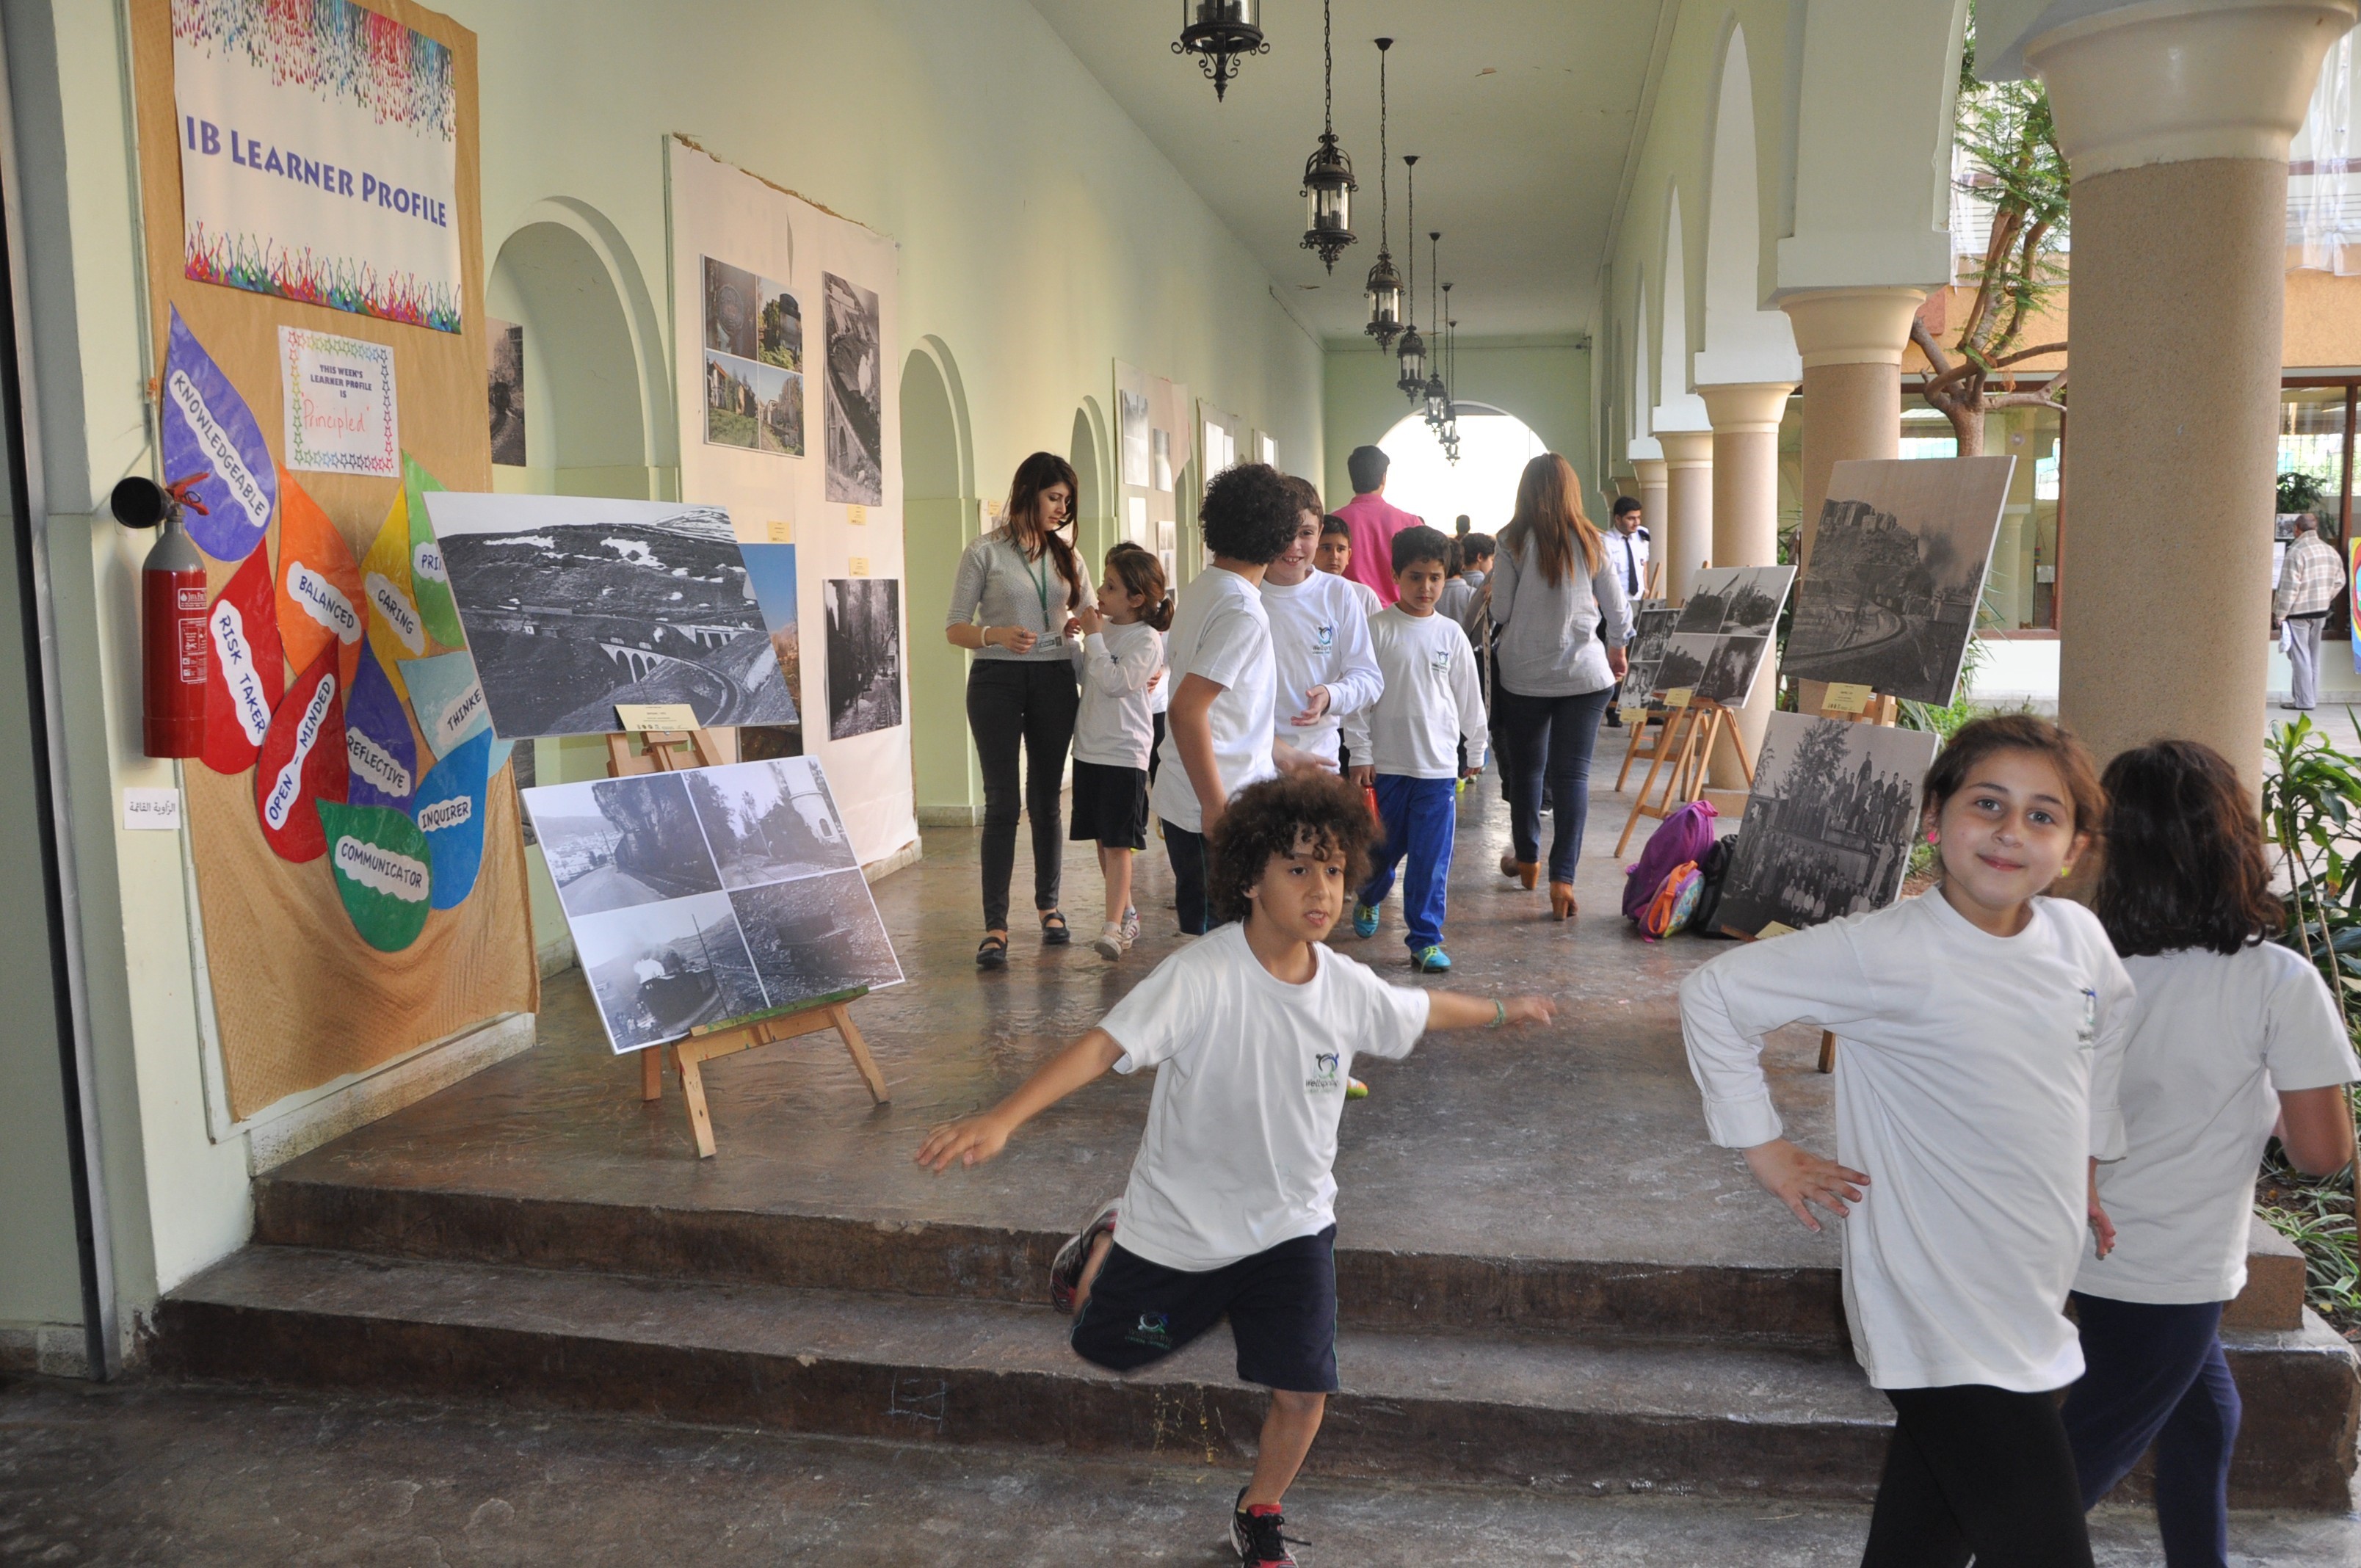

{"left": 946, "top": 451, "right": 1088, "bottom": 969}
{"left": 2068, "top": 739, "right": 2355, "bottom": 1567}
{"left": 1487, "top": 453, "right": 1631, "bottom": 919}
{"left": 1683, "top": 715, "right": 2133, "bottom": 1568}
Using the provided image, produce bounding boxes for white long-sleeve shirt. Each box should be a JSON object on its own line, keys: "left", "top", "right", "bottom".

{"left": 1260, "top": 571, "right": 1382, "bottom": 766}
{"left": 1680, "top": 892, "right": 2133, "bottom": 1393}
{"left": 1070, "top": 619, "right": 1164, "bottom": 769}
{"left": 1340, "top": 606, "right": 1487, "bottom": 779}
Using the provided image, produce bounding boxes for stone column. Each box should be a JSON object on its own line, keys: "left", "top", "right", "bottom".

{"left": 1700, "top": 382, "right": 1796, "bottom": 785}
{"left": 1632, "top": 456, "right": 1669, "bottom": 597}
{"left": 2029, "top": 0, "right": 2353, "bottom": 785}
{"left": 1779, "top": 287, "right": 1926, "bottom": 573}
{"left": 1656, "top": 431, "right": 1713, "bottom": 604}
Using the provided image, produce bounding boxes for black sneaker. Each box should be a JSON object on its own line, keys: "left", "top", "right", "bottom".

{"left": 1049, "top": 1199, "right": 1120, "bottom": 1315}
{"left": 1229, "top": 1489, "right": 1305, "bottom": 1567}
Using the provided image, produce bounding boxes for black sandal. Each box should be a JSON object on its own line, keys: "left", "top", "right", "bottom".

{"left": 976, "top": 934, "right": 1009, "bottom": 969}
{"left": 1039, "top": 910, "right": 1071, "bottom": 946}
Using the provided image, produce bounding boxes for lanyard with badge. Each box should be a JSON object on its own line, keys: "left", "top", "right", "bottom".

{"left": 1023, "top": 539, "right": 1061, "bottom": 645}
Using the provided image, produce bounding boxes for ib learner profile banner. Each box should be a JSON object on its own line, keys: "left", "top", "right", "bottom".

{"left": 182, "top": 116, "right": 452, "bottom": 230}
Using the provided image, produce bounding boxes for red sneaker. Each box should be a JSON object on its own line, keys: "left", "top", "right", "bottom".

{"left": 1048, "top": 1199, "right": 1119, "bottom": 1315}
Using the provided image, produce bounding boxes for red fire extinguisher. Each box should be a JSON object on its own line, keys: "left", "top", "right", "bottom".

{"left": 113, "top": 474, "right": 208, "bottom": 758}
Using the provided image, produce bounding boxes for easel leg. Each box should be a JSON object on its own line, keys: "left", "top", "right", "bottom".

{"left": 1818, "top": 1031, "right": 1836, "bottom": 1075}
{"left": 675, "top": 1042, "right": 719, "bottom": 1159}
{"left": 640, "top": 1045, "right": 664, "bottom": 1102}
{"left": 833, "top": 1004, "right": 891, "bottom": 1104}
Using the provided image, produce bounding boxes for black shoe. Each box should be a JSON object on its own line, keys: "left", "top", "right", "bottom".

{"left": 976, "top": 934, "right": 1008, "bottom": 970}
{"left": 1039, "top": 909, "right": 1072, "bottom": 946}
{"left": 1229, "top": 1489, "right": 1305, "bottom": 1566}
{"left": 1049, "top": 1198, "right": 1119, "bottom": 1315}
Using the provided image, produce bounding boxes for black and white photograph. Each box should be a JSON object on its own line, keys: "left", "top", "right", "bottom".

{"left": 703, "top": 255, "right": 758, "bottom": 360}
{"left": 704, "top": 350, "right": 760, "bottom": 450}
{"left": 487, "top": 317, "right": 526, "bottom": 468}
{"left": 1654, "top": 631, "right": 1771, "bottom": 707}
{"left": 1118, "top": 388, "right": 1150, "bottom": 487}
{"left": 424, "top": 493, "right": 802, "bottom": 737}
{"left": 753, "top": 363, "right": 802, "bottom": 456}
{"left": 1714, "top": 713, "right": 1939, "bottom": 937}
{"left": 1152, "top": 426, "right": 1173, "bottom": 492}
{"left": 571, "top": 890, "right": 770, "bottom": 1053}
{"left": 823, "top": 272, "right": 883, "bottom": 505}
{"left": 826, "top": 577, "right": 902, "bottom": 739}
{"left": 526, "top": 772, "right": 722, "bottom": 916}
{"left": 686, "top": 756, "right": 857, "bottom": 890}
{"left": 1675, "top": 565, "right": 1793, "bottom": 636}
{"left": 728, "top": 868, "right": 904, "bottom": 1005}
{"left": 1784, "top": 455, "right": 2011, "bottom": 705}
{"left": 1618, "top": 603, "right": 1678, "bottom": 708}
{"left": 758, "top": 278, "right": 800, "bottom": 371}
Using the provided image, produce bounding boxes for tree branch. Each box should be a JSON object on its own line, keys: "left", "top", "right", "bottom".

{"left": 1989, "top": 340, "right": 2068, "bottom": 369}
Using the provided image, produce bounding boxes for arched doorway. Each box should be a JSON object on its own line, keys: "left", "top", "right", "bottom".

{"left": 902, "top": 344, "right": 982, "bottom": 821}
{"left": 487, "top": 217, "right": 657, "bottom": 497}
{"left": 1375, "top": 404, "right": 1550, "bottom": 535}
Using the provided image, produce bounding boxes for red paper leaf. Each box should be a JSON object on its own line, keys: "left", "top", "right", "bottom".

{"left": 254, "top": 645, "right": 349, "bottom": 862}
{"left": 201, "top": 547, "right": 283, "bottom": 774}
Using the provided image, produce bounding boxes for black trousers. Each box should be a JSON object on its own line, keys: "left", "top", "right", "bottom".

{"left": 1161, "top": 818, "right": 1212, "bottom": 935}
{"left": 965, "top": 660, "right": 1079, "bottom": 931}
{"left": 1863, "top": 1384, "right": 2094, "bottom": 1568}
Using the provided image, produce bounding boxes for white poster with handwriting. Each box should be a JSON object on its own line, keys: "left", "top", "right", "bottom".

{"left": 279, "top": 325, "right": 397, "bottom": 478}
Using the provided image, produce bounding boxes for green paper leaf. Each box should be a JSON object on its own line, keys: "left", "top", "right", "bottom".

{"left": 404, "top": 451, "right": 465, "bottom": 647}
{"left": 317, "top": 798, "right": 433, "bottom": 951}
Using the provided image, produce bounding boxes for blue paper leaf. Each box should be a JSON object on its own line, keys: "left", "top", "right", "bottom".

{"left": 159, "top": 307, "right": 276, "bottom": 563}
{"left": 413, "top": 727, "right": 491, "bottom": 911}
{"left": 344, "top": 641, "right": 418, "bottom": 813}
{"left": 397, "top": 649, "right": 492, "bottom": 762}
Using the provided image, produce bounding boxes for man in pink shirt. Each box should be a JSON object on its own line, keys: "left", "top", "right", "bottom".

{"left": 1332, "top": 446, "right": 1424, "bottom": 606}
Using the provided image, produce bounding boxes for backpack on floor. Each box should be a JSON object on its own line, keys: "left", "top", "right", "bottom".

{"left": 1687, "top": 833, "right": 1740, "bottom": 937}
{"left": 1622, "top": 799, "right": 1719, "bottom": 923}
{"left": 1639, "top": 860, "right": 1705, "bottom": 940}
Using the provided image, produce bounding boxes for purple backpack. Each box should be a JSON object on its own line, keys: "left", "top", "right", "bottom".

{"left": 1622, "top": 799, "right": 1720, "bottom": 923}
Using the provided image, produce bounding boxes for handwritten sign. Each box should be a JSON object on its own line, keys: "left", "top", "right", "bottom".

{"left": 616, "top": 703, "right": 699, "bottom": 732}
{"left": 1821, "top": 682, "right": 1874, "bottom": 715}
{"left": 278, "top": 326, "right": 397, "bottom": 478}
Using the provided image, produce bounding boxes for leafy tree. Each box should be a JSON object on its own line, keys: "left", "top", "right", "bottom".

{"left": 1910, "top": 11, "right": 2070, "bottom": 456}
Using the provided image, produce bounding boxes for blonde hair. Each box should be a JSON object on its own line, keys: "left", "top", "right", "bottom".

{"left": 1499, "top": 452, "right": 1604, "bottom": 587}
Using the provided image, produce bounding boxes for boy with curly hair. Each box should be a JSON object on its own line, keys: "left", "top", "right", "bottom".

{"left": 917, "top": 772, "right": 1554, "bottom": 1568}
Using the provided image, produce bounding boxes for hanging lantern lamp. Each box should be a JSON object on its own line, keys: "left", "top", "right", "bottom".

{"left": 1422, "top": 236, "right": 1449, "bottom": 425}
{"left": 1175, "top": 0, "right": 1267, "bottom": 102}
{"left": 1362, "top": 39, "right": 1402, "bottom": 347}
{"left": 1395, "top": 156, "right": 1425, "bottom": 396}
{"left": 1299, "top": 0, "right": 1355, "bottom": 272}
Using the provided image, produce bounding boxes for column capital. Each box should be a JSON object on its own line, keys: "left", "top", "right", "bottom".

{"left": 1699, "top": 381, "right": 1797, "bottom": 437}
{"left": 1657, "top": 429, "right": 1713, "bottom": 468}
{"left": 1779, "top": 287, "right": 1928, "bottom": 369}
{"left": 2028, "top": 0, "right": 2355, "bottom": 180}
{"left": 1632, "top": 456, "right": 1669, "bottom": 487}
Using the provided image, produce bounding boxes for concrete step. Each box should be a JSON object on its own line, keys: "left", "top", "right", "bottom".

{"left": 250, "top": 1172, "right": 1849, "bottom": 1347}
{"left": 154, "top": 1246, "right": 2360, "bottom": 1510}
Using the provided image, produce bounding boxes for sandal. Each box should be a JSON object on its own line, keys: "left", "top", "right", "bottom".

{"left": 976, "top": 934, "right": 1009, "bottom": 969}
{"left": 1039, "top": 909, "right": 1072, "bottom": 946}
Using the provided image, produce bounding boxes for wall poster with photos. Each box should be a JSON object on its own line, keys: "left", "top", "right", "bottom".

{"left": 524, "top": 755, "right": 902, "bottom": 1053}
{"left": 669, "top": 137, "right": 913, "bottom": 868}
{"left": 1114, "top": 360, "right": 1191, "bottom": 583}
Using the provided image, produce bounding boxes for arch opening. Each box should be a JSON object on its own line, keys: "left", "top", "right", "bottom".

{"left": 488, "top": 221, "right": 649, "bottom": 493}
{"left": 1376, "top": 407, "right": 1551, "bottom": 535}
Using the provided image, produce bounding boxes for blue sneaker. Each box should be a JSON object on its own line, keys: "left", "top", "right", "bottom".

{"left": 1352, "top": 901, "right": 1379, "bottom": 938}
{"left": 1412, "top": 944, "right": 1452, "bottom": 973}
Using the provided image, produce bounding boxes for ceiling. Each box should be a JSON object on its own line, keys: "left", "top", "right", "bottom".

{"left": 1028, "top": 1, "right": 1668, "bottom": 342}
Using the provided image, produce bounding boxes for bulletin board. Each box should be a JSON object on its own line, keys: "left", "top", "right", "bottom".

{"left": 131, "top": 0, "right": 537, "bottom": 1121}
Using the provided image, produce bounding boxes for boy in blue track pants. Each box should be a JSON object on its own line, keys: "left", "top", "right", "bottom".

{"left": 1342, "top": 526, "right": 1487, "bottom": 972}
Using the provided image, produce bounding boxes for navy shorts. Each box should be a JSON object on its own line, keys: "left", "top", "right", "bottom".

{"left": 1069, "top": 1225, "right": 1339, "bottom": 1393}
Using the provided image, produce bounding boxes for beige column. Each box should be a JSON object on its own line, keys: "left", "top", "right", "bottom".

{"left": 1632, "top": 456, "right": 1669, "bottom": 597}
{"left": 1656, "top": 431, "right": 1713, "bottom": 604}
{"left": 2030, "top": 0, "right": 2352, "bottom": 785}
{"left": 1779, "top": 287, "right": 1926, "bottom": 573}
{"left": 1700, "top": 382, "right": 1796, "bottom": 784}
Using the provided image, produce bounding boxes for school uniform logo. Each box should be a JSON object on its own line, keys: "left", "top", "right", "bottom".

{"left": 2076, "top": 987, "right": 2097, "bottom": 1050}
{"left": 1125, "top": 1312, "right": 1173, "bottom": 1350}
{"left": 1307, "top": 1050, "right": 1342, "bottom": 1092}
{"left": 1427, "top": 646, "right": 1453, "bottom": 674}
{"left": 1313, "top": 623, "right": 1335, "bottom": 651}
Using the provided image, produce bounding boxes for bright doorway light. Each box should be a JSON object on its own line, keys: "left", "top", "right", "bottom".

{"left": 1374, "top": 407, "right": 1549, "bottom": 534}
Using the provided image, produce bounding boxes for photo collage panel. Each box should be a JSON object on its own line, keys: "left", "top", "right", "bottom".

{"left": 1653, "top": 565, "right": 1795, "bottom": 706}
{"left": 523, "top": 756, "right": 901, "bottom": 1053}
{"left": 703, "top": 255, "right": 802, "bottom": 457}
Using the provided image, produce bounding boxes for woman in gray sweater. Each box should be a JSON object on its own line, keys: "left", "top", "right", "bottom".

{"left": 946, "top": 452, "right": 1087, "bottom": 968}
{"left": 1487, "top": 453, "right": 1631, "bottom": 920}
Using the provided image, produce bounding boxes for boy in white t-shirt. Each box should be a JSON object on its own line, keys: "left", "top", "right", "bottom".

{"left": 1342, "top": 526, "right": 1488, "bottom": 973}
{"left": 1153, "top": 465, "right": 1308, "bottom": 934}
{"left": 918, "top": 773, "right": 1553, "bottom": 1568}
{"left": 1261, "top": 479, "right": 1382, "bottom": 774}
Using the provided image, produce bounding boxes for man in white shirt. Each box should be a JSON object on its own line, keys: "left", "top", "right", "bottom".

{"left": 2272, "top": 512, "right": 2343, "bottom": 711}
{"left": 1261, "top": 482, "right": 1382, "bottom": 774}
{"left": 1153, "top": 465, "right": 1302, "bottom": 934}
{"left": 1603, "top": 496, "right": 1650, "bottom": 609}
{"left": 1341, "top": 526, "right": 1488, "bottom": 973}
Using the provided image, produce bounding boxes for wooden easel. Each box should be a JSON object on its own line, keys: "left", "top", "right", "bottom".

{"left": 606, "top": 726, "right": 731, "bottom": 1103}
{"left": 1612, "top": 695, "right": 1757, "bottom": 858}
{"left": 669, "top": 987, "right": 889, "bottom": 1158}
{"left": 1795, "top": 680, "right": 1899, "bottom": 1075}
{"left": 1614, "top": 704, "right": 1674, "bottom": 791}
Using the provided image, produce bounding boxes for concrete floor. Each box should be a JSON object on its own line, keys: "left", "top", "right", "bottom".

{"left": 4, "top": 1376, "right": 2357, "bottom": 1567}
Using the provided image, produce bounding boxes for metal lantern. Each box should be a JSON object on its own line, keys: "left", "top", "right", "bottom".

{"left": 1424, "top": 370, "right": 1449, "bottom": 428}
{"left": 1298, "top": 0, "right": 1354, "bottom": 272}
{"left": 1363, "top": 38, "right": 1401, "bottom": 347}
{"left": 1175, "top": 0, "right": 1266, "bottom": 102}
{"left": 1396, "top": 155, "right": 1421, "bottom": 396}
{"left": 1395, "top": 326, "right": 1426, "bottom": 396}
